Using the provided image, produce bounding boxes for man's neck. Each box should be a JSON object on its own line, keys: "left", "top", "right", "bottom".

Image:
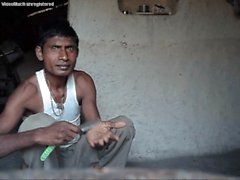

{"left": 44, "top": 71, "right": 67, "bottom": 89}
{"left": 44, "top": 70, "right": 67, "bottom": 103}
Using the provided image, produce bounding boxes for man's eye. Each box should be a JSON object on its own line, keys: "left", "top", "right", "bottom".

{"left": 67, "top": 46, "right": 76, "bottom": 52}
{"left": 52, "top": 46, "right": 59, "bottom": 50}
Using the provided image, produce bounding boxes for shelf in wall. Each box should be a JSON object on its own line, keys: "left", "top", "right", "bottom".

{"left": 118, "top": 0, "right": 178, "bottom": 15}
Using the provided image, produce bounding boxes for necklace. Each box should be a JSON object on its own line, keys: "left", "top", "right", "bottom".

{"left": 50, "top": 91, "right": 65, "bottom": 116}
{"left": 45, "top": 74, "right": 66, "bottom": 117}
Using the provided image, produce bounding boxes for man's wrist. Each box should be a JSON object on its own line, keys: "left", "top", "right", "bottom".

{"left": 80, "top": 121, "right": 101, "bottom": 134}
{"left": 32, "top": 128, "right": 41, "bottom": 145}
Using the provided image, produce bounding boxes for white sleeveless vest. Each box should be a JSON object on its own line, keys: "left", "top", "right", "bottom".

{"left": 36, "top": 69, "right": 81, "bottom": 148}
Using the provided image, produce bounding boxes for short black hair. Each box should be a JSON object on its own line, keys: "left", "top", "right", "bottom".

{"left": 37, "top": 18, "right": 79, "bottom": 47}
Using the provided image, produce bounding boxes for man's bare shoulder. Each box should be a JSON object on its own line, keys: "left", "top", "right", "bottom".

{"left": 10, "top": 75, "right": 39, "bottom": 102}
{"left": 2, "top": 75, "right": 41, "bottom": 117}
{"left": 73, "top": 70, "right": 94, "bottom": 84}
{"left": 72, "top": 70, "right": 96, "bottom": 98}
{"left": 18, "top": 75, "right": 38, "bottom": 93}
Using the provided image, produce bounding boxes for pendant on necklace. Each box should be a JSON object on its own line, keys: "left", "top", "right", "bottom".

{"left": 56, "top": 103, "right": 64, "bottom": 110}
{"left": 53, "top": 102, "right": 64, "bottom": 116}
{"left": 45, "top": 74, "right": 66, "bottom": 117}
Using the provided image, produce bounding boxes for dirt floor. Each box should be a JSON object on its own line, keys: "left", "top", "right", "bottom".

{"left": 0, "top": 149, "right": 240, "bottom": 179}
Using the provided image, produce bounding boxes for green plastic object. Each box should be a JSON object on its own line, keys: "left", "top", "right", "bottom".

{"left": 40, "top": 146, "right": 55, "bottom": 161}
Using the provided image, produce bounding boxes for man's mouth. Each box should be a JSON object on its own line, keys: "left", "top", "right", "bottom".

{"left": 57, "top": 65, "right": 70, "bottom": 70}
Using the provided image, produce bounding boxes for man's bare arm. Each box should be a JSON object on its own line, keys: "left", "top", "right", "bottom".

{"left": 0, "top": 121, "right": 80, "bottom": 158}
{"left": 0, "top": 131, "right": 36, "bottom": 157}
{"left": 74, "top": 71, "right": 127, "bottom": 148}
{"left": 75, "top": 71, "right": 101, "bottom": 122}
{"left": 0, "top": 80, "right": 39, "bottom": 134}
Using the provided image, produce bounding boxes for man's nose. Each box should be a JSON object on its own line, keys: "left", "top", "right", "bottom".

{"left": 59, "top": 48, "right": 68, "bottom": 61}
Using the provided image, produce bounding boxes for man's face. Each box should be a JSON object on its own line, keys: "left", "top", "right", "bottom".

{"left": 38, "top": 35, "right": 78, "bottom": 77}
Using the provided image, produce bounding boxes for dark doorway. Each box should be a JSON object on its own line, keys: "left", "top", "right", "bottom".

{"left": 0, "top": 0, "right": 68, "bottom": 51}
{"left": 0, "top": 0, "right": 68, "bottom": 111}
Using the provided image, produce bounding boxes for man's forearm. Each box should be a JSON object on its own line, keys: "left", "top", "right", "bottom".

{"left": 0, "top": 121, "right": 102, "bottom": 157}
{"left": 0, "top": 131, "right": 36, "bottom": 157}
{"left": 80, "top": 121, "right": 101, "bottom": 134}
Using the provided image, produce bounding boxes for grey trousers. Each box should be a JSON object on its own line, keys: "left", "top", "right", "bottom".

{"left": 18, "top": 113, "right": 135, "bottom": 169}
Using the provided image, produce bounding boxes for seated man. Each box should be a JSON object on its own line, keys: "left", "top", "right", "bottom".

{"left": 0, "top": 19, "right": 135, "bottom": 169}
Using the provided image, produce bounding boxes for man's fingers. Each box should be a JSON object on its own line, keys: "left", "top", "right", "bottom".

{"left": 99, "top": 139, "right": 105, "bottom": 146}
{"left": 86, "top": 120, "right": 124, "bottom": 149}
{"left": 103, "top": 136, "right": 109, "bottom": 144}
{"left": 109, "top": 133, "right": 119, "bottom": 141}
{"left": 108, "top": 120, "right": 126, "bottom": 129}
{"left": 90, "top": 142, "right": 95, "bottom": 148}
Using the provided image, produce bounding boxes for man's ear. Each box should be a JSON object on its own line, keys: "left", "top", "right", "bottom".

{"left": 76, "top": 48, "right": 79, "bottom": 57}
{"left": 35, "top": 46, "right": 43, "bottom": 61}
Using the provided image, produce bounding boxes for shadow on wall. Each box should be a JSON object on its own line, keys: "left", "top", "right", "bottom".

{"left": 127, "top": 148, "right": 240, "bottom": 177}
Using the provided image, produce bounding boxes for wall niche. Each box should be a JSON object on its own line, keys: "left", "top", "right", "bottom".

{"left": 118, "top": 0, "right": 178, "bottom": 15}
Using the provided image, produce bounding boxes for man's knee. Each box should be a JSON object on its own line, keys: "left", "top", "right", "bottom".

{"left": 113, "top": 115, "right": 135, "bottom": 140}
{"left": 18, "top": 113, "right": 55, "bottom": 132}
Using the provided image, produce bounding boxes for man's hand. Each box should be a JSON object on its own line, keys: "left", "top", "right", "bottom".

{"left": 34, "top": 121, "right": 80, "bottom": 146}
{"left": 85, "top": 120, "right": 126, "bottom": 149}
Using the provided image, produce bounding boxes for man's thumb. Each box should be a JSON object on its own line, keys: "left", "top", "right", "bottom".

{"left": 110, "top": 120, "right": 126, "bottom": 129}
